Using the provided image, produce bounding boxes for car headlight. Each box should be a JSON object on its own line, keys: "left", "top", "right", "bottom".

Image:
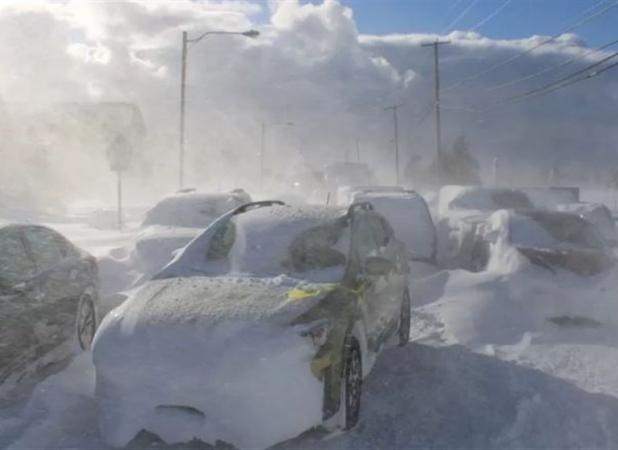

{"left": 297, "top": 319, "right": 332, "bottom": 348}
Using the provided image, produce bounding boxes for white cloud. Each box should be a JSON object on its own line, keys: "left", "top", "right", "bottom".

{"left": 0, "top": 0, "right": 615, "bottom": 206}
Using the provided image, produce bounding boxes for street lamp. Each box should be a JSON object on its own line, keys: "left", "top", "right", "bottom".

{"left": 260, "top": 121, "right": 294, "bottom": 190}
{"left": 178, "top": 28, "right": 259, "bottom": 190}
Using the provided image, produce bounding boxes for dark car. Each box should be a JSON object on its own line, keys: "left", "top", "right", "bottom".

{"left": 93, "top": 201, "right": 411, "bottom": 449}
{"left": 0, "top": 224, "right": 99, "bottom": 385}
{"left": 470, "top": 209, "right": 613, "bottom": 275}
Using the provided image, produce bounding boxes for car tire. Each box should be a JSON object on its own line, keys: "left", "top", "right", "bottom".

{"left": 342, "top": 337, "right": 362, "bottom": 430}
{"left": 76, "top": 293, "right": 97, "bottom": 350}
{"left": 398, "top": 289, "right": 411, "bottom": 347}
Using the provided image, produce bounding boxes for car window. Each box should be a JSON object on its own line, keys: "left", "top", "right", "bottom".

{"left": 287, "top": 220, "right": 348, "bottom": 272}
{"left": 24, "top": 228, "right": 64, "bottom": 272}
{"left": 0, "top": 230, "right": 36, "bottom": 285}
{"left": 353, "top": 214, "right": 381, "bottom": 263}
{"left": 206, "top": 221, "right": 237, "bottom": 260}
{"left": 511, "top": 213, "right": 605, "bottom": 250}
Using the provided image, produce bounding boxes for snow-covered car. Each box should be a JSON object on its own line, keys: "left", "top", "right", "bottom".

{"left": 335, "top": 185, "right": 405, "bottom": 206}
{"left": 323, "top": 162, "right": 377, "bottom": 194}
{"left": 0, "top": 224, "right": 99, "bottom": 385}
{"left": 93, "top": 201, "right": 411, "bottom": 449}
{"left": 520, "top": 186, "right": 579, "bottom": 209}
{"left": 556, "top": 202, "right": 617, "bottom": 246}
{"left": 133, "top": 189, "right": 251, "bottom": 277}
{"left": 437, "top": 185, "right": 534, "bottom": 268}
{"left": 470, "top": 209, "right": 613, "bottom": 275}
{"left": 350, "top": 190, "right": 437, "bottom": 264}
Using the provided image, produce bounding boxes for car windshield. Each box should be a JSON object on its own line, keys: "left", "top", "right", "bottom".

{"left": 201, "top": 209, "right": 350, "bottom": 283}
{"left": 510, "top": 212, "right": 606, "bottom": 250}
{"left": 142, "top": 195, "right": 239, "bottom": 228}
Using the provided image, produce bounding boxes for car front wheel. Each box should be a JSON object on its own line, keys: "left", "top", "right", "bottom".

{"left": 76, "top": 294, "right": 97, "bottom": 350}
{"left": 398, "top": 289, "right": 411, "bottom": 347}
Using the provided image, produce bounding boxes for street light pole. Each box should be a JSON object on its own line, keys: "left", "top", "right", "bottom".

{"left": 178, "top": 29, "right": 259, "bottom": 191}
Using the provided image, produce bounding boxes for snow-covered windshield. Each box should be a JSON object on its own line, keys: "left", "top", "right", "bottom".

{"left": 450, "top": 189, "right": 533, "bottom": 212}
{"left": 142, "top": 194, "right": 241, "bottom": 228}
{"left": 510, "top": 211, "right": 606, "bottom": 250}
{"left": 200, "top": 207, "right": 350, "bottom": 282}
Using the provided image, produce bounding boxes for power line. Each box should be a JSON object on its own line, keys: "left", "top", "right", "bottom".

{"left": 443, "top": 1, "right": 618, "bottom": 92}
{"left": 470, "top": 0, "right": 512, "bottom": 32}
{"left": 501, "top": 52, "right": 618, "bottom": 104}
{"left": 442, "top": 0, "right": 479, "bottom": 33}
{"left": 488, "top": 36, "right": 618, "bottom": 92}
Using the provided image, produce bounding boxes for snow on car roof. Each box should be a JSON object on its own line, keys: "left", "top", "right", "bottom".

{"left": 143, "top": 192, "right": 247, "bottom": 228}
{"left": 439, "top": 185, "right": 532, "bottom": 218}
{"left": 159, "top": 203, "right": 350, "bottom": 280}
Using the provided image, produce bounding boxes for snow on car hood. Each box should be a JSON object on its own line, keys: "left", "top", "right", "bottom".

{"left": 96, "top": 276, "right": 329, "bottom": 338}
{"left": 93, "top": 275, "right": 328, "bottom": 449}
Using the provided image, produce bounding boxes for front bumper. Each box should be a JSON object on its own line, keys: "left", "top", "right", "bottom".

{"left": 94, "top": 321, "right": 323, "bottom": 449}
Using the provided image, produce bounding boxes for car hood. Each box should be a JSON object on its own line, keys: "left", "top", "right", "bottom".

{"left": 93, "top": 276, "right": 328, "bottom": 449}
{"left": 97, "top": 276, "right": 331, "bottom": 336}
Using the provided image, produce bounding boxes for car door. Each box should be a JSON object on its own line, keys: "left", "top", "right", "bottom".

{"left": 0, "top": 227, "right": 40, "bottom": 382}
{"left": 369, "top": 214, "right": 408, "bottom": 339}
{"left": 351, "top": 211, "right": 390, "bottom": 353}
{"left": 22, "top": 227, "right": 80, "bottom": 349}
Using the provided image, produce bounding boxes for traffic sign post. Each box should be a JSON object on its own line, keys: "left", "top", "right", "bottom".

{"left": 106, "top": 134, "right": 133, "bottom": 230}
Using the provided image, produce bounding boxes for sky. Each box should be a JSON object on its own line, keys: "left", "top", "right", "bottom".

{"left": 0, "top": 0, "right": 616, "bottom": 208}
{"left": 334, "top": 0, "right": 616, "bottom": 46}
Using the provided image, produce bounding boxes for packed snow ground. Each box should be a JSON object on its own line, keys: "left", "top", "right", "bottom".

{"left": 4, "top": 263, "right": 618, "bottom": 448}
{"left": 3, "top": 203, "right": 618, "bottom": 449}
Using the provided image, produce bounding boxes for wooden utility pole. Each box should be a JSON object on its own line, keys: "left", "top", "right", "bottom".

{"left": 421, "top": 40, "right": 450, "bottom": 183}
{"left": 385, "top": 104, "right": 403, "bottom": 185}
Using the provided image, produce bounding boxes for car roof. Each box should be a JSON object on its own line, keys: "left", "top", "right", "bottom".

{"left": 233, "top": 203, "right": 348, "bottom": 226}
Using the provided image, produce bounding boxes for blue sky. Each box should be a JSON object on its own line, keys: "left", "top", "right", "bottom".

{"left": 329, "top": 0, "right": 617, "bottom": 47}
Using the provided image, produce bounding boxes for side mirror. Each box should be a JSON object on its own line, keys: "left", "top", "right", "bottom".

{"left": 364, "top": 256, "right": 394, "bottom": 276}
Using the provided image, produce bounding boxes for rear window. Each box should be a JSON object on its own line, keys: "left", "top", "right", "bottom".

{"left": 451, "top": 190, "right": 533, "bottom": 211}
{"left": 510, "top": 213, "right": 605, "bottom": 250}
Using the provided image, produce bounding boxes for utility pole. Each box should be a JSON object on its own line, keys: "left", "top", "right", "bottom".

{"left": 355, "top": 138, "right": 361, "bottom": 163}
{"left": 260, "top": 121, "right": 266, "bottom": 190}
{"left": 421, "top": 40, "right": 450, "bottom": 184}
{"left": 179, "top": 31, "right": 188, "bottom": 191}
{"left": 385, "top": 104, "right": 403, "bottom": 185}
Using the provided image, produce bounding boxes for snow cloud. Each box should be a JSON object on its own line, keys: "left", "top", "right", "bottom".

{"left": 0, "top": 0, "right": 615, "bottom": 207}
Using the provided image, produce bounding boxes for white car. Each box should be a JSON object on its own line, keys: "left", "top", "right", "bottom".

{"left": 350, "top": 189, "right": 436, "bottom": 264}
{"left": 93, "top": 201, "right": 410, "bottom": 449}
{"left": 133, "top": 190, "right": 251, "bottom": 277}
